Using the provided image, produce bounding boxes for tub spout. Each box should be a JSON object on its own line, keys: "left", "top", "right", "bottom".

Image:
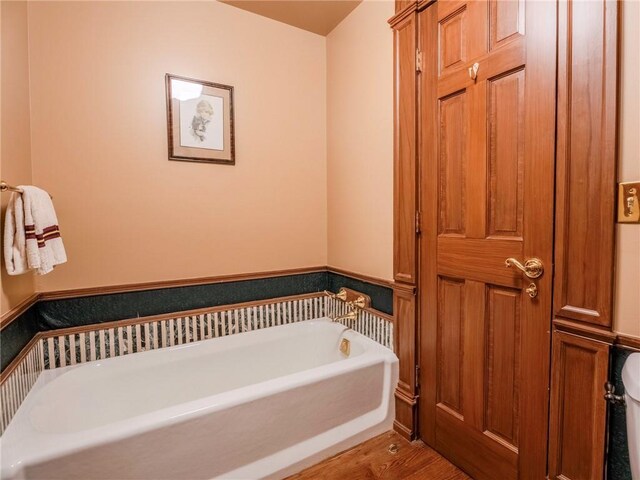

{"left": 329, "top": 294, "right": 365, "bottom": 323}
{"left": 338, "top": 325, "right": 353, "bottom": 335}
{"left": 332, "top": 309, "right": 358, "bottom": 323}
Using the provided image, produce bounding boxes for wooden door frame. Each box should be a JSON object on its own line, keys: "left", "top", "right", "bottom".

{"left": 416, "top": 0, "right": 438, "bottom": 446}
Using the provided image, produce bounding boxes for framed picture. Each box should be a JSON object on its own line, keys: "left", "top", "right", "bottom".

{"left": 165, "top": 74, "right": 235, "bottom": 165}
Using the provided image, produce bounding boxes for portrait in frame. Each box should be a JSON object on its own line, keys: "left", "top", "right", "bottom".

{"left": 166, "top": 74, "right": 235, "bottom": 165}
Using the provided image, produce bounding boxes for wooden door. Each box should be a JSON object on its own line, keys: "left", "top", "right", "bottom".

{"left": 418, "top": 1, "right": 557, "bottom": 479}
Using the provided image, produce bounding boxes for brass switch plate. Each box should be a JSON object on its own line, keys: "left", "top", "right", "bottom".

{"left": 618, "top": 181, "right": 640, "bottom": 223}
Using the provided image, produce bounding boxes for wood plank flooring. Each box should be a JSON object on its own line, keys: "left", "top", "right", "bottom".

{"left": 287, "top": 431, "right": 471, "bottom": 479}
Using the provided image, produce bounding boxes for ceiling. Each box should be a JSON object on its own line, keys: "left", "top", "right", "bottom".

{"left": 219, "top": 0, "right": 363, "bottom": 36}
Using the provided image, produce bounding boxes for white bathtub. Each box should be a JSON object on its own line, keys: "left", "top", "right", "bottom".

{"left": 0, "top": 319, "right": 398, "bottom": 479}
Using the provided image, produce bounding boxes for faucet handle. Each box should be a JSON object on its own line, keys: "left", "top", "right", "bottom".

{"left": 324, "top": 288, "right": 348, "bottom": 302}
{"left": 351, "top": 296, "right": 366, "bottom": 309}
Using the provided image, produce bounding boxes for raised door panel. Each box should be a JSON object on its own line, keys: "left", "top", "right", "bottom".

{"left": 437, "top": 277, "right": 465, "bottom": 415}
{"left": 485, "top": 286, "right": 521, "bottom": 449}
{"left": 554, "top": 0, "right": 618, "bottom": 327}
{"left": 487, "top": 69, "right": 525, "bottom": 238}
{"left": 393, "top": 12, "right": 418, "bottom": 285}
{"left": 548, "top": 331, "right": 609, "bottom": 480}
{"left": 438, "top": 92, "right": 468, "bottom": 235}
{"left": 438, "top": 6, "right": 467, "bottom": 76}
{"left": 489, "top": 0, "right": 525, "bottom": 51}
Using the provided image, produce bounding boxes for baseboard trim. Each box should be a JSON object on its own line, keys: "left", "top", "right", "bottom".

{"left": 616, "top": 333, "right": 640, "bottom": 351}
{"left": 393, "top": 420, "right": 414, "bottom": 441}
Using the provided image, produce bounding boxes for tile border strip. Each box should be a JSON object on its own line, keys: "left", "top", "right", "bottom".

{"left": 40, "top": 294, "right": 328, "bottom": 369}
{"left": 0, "top": 339, "right": 43, "bottom": 434}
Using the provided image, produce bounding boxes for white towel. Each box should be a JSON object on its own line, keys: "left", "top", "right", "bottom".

{"left": 3, "top": 186, "right": 67, "bottom": 275}
{"left": 3, "top": 192, "right": 28, "bottom": 275}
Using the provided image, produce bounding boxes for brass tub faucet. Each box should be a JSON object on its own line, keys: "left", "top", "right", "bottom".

{"left": 325, "top": 288, "right": 365, "bottom": 322}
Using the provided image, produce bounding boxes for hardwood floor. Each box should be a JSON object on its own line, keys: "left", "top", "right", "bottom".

{"left": 287, "top": 431, "right": 471, "bottom": 479}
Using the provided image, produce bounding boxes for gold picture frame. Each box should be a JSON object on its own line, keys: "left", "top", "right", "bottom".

{"left": 165, "top": 74, "right": 235, "bottom": 165}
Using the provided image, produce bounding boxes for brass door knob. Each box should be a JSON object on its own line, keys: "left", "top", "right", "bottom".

{"left": 505, "top": 257, "right": 544, "bottom": 279}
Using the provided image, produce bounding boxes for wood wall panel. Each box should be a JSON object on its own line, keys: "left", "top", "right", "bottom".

{"left": 391, "top": 0, "right": 419, "bottom": 441}
{"left": 392, "top": 12, "right": 418, "bottom": 285}
{"left": 554, "top": 0, "right": 618, "bottom": 328}
{"left": 548, "top": 0, "right": 619, "bottom": 477}
{"left": 393, "top": 284, "right": 418, "bottom": 439}
{"left": 548, "top": 331, "right": 609, "bottom": 480}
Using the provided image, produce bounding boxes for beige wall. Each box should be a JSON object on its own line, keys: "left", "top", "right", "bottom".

{"left": 0, "top": 1, "right": 35, "bottom": 314}
{"left": 24, "top": 1, "right": 327, "bottom": 293}
{"left": 614, "top": 0, "right": 640, "bottom": 338}
{"left": 4, "top": 0, "right": 636, "bottom": 341}
{"left": 326, "top": 0, "right": 394, "bottom": 281}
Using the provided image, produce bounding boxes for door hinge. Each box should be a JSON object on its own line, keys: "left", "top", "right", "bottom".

{"left": 416, "top": 49, "right": 423, "bottom": 73}
{"left": 415, "top": 365, "right": 421, "bottom": 390}
{"left": 415, "top": 210, "right": 422, "bottom": 235}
